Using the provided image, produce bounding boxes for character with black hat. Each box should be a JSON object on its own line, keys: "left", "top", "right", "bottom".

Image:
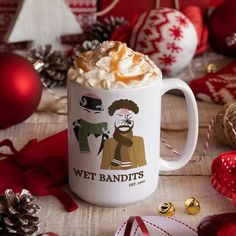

{"left": 73, "top": 93, "right": 109, "bottom": 156}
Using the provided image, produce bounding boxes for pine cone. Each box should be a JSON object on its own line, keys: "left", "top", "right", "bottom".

{"left": 27, "top": 45, "right": 68, "bottom": 88}
{"left": 91, "top": 16, "right": 128, "bottom": 42}
{"left": 69, "top": 40, "right": 100, "bottom": 67}
{"left": 0, "top": 189, "right": 40, "bottom": 236}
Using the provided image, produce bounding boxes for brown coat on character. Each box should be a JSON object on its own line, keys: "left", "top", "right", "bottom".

{"left": 100, "top": 136, "right": 146, "bottom": 170}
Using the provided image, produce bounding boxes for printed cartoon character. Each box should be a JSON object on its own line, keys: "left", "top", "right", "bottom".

{"left": 73, "top": 93, "right": 109, "bottom": 155}
{"left": 100, "top": 99, "right": 146, "bottom": 170}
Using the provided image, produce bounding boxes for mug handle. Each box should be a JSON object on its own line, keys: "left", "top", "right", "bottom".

{"left": 159, "top": 79, "right": 199, "bottom": 171}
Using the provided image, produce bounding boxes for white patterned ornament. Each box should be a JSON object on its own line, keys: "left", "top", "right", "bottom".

{"left": 130, "top": 8, "right": 198, "bottom": 76}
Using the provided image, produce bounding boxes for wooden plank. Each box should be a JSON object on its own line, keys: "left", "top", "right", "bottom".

{"left": 160, "top": 128, "right": 231, "bottom": 176}
{"left": 0, "top": 92, "right": 230, "bottom": 175}
{"left": 36, "top": 88, "right": 222, "bottom": 128}
{"left": 0, "top": 123, "right": 66, "bottom": 151}
{"left": 12, "top": 88, "right": 222, "bottom": 130}
{"left": 37, "top": 176, "right": 235, "bottom": 235}
{"left": 0, "top": 121, "right": 229, "bottom": 175}
{"left": 161, "top": 94, "right": 222, "bottom": 129}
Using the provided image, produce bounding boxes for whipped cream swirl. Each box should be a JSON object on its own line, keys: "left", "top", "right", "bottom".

{"left": 68, "top": 41, "right": 161, "bottom": 89}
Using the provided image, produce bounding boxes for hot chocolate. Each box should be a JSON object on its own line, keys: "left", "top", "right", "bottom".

{"left": 68, "top": 41, "right": 161, "bottom": 89}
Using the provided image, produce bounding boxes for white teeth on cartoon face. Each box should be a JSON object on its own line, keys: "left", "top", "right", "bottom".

{"left": 115, "top": 123, "right": 134, "bottom": 132}
{"left": 118, "top": 125, "right": 131, "bottom": 132}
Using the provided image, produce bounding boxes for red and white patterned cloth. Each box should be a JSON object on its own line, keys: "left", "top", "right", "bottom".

{"left": 189, "top": 60, "right": 236, "bottom": 104}
{"left": 0, "top": 0, "right": 97, "bottom": 51}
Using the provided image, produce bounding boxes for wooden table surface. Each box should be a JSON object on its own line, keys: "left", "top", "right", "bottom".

{"left": 0, "top": 88, "right": 235, "bottom": 236}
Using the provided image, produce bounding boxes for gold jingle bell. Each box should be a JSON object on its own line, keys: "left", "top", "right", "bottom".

{"left": 158, "top": 202, "right": 175, "bottom": 217}
{"left": 207, "top": 64, "right": 217, "bottom": 74}
{"left": 184, "top": 197, "right": 200, "bottom": 215}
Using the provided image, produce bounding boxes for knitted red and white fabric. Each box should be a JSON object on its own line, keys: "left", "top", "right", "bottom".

{"left": 189, "top": 60, "right": 236, "bottom": 104}
{"left": 66, "top": 0, "right": 97, "bottom": 30}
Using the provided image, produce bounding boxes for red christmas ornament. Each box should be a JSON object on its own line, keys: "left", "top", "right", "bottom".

{"left": 211, "top": 151, "right": 236, "bottom": 206}
{"left": 0, "top": 53, "right": 42, "bottom": 128}
{"left": 198, "top": 213, "right": 236, "bottom": 236}
{"left": 208, "top": 0, "right": 236, "bottom": 57}
{"left": 181, "top": 5, "right": 208, "bottom": 55}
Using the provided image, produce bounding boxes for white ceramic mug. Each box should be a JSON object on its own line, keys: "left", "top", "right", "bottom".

{"left": 68, "top": 74, "right": 198, "bottom": 206}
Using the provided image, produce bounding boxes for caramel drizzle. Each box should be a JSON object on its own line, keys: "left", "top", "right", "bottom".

{"left": 109, "top": 42, "right": 145, "bottom": 84}
{"left": 110, "top": 42, "right": 126, "bottom": 72}
{"left": 132, "top": 54, "right": 142, "bottom": 64}
{"left": 107, "top": 41, "right": 120, "bottom": 54}
{"left": 76, "top": 58, "right": 90, "bottom": 72}
{"left": 115, "top": 74, "right": 145, "bottom": 84}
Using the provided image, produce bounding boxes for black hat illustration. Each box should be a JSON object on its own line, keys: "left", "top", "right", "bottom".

{"left": 80, "top": 93, "right": 104, "bottom": 111}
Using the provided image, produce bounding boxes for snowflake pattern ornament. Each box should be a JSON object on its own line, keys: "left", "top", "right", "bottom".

{"left": 129, "top": 8, "right": 198, "bottom": 76}
{"left": 169, "top": 25, "right": 183, "bottom": 40}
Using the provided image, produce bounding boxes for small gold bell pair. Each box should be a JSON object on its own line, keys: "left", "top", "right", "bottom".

{"left": 158, "top": 197, "right": 200, "bottom": 216}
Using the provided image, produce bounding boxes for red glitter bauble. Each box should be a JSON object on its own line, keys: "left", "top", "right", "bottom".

{"left": 0, "top": 53, "right": 42, "bottom": 128}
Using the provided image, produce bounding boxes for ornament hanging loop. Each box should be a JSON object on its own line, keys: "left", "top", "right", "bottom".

{"left": 92, "top": 0, "right": 120, "bottom": 16}
{"left": 33, "top": 59, "right": 44, "bottom": 71}
{"left": 155, "top": 0, "right": 180, "bottom": 10}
